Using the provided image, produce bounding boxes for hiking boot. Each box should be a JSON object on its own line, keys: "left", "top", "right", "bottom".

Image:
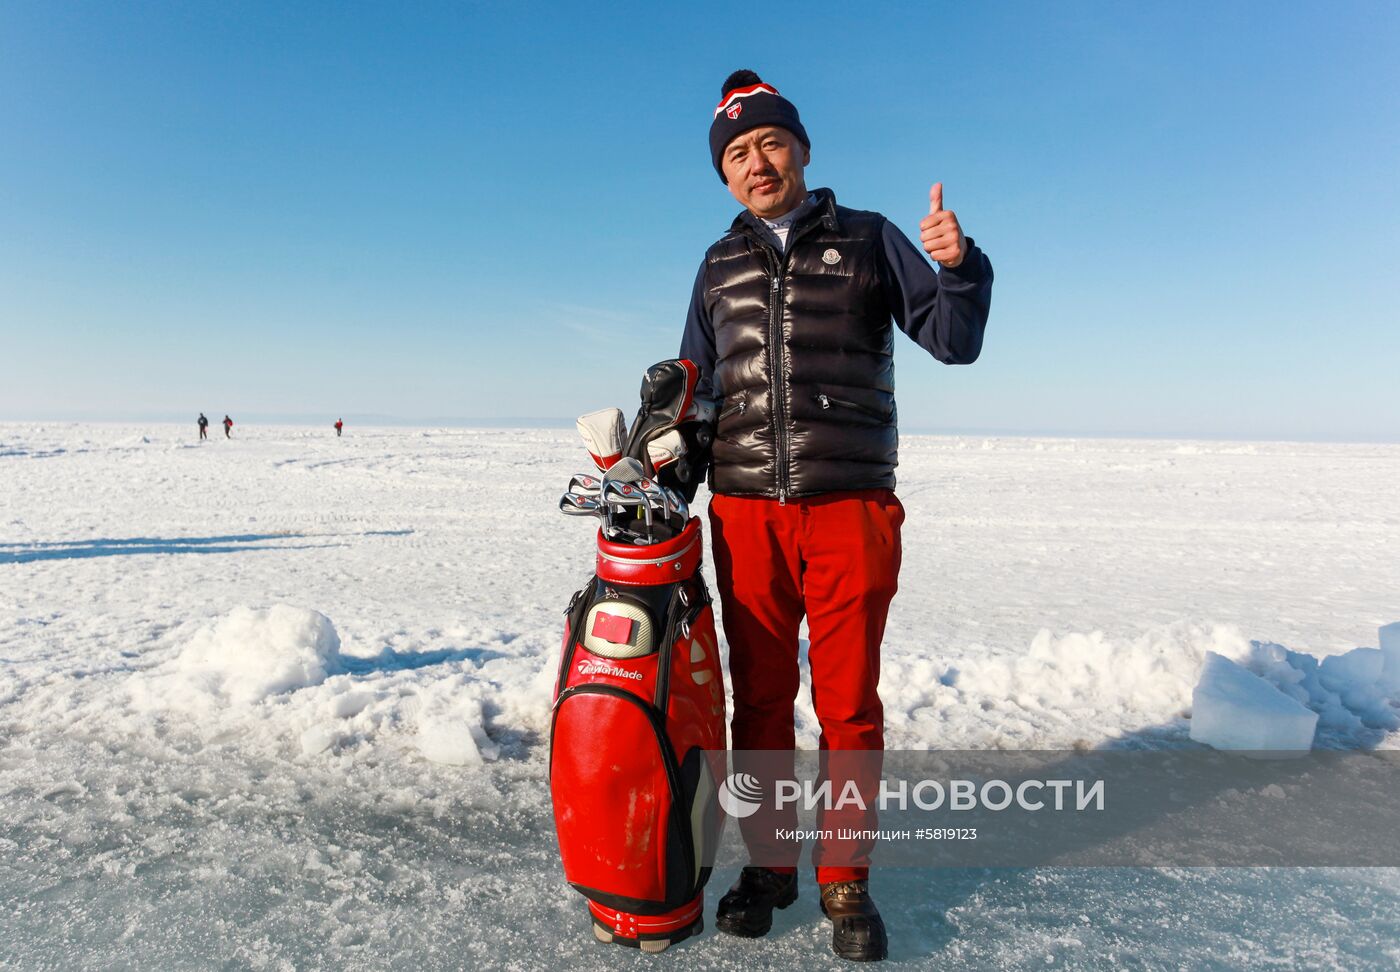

{"left": 820, "top": 880, "right": 888, "bottom": 962}
{"left": 715, "top": 866, "right": 799, "bottom": 937}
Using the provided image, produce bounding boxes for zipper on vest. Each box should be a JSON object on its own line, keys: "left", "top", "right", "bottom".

{"left": 754, "top": 213, "right": 827, "bottom": 505}
{"left": 768, "top": 268, "right": 788, "bottom": 504}
{"left": 815, "top": 393, "right": 891, "bottom": 421}
{"left": 771, "top": 215, "right": 835, "bottom": 503}
{"left": 718, "top": 399, "right": 747, "bottom": 422}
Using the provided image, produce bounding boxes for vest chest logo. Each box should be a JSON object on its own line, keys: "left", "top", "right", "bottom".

{"left": 822, "top": 248, "right": 842, "bottom": 265}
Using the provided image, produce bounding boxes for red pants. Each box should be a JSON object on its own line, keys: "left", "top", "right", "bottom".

{"left": 708, "top": 489, "right": 904, "bottom": 883}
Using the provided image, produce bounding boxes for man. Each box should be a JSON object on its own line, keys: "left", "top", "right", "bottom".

{"left": 197, "top": 413, "right": 208, "bottom": 441}
{"left": 223, "top": 415, "right": 233, "bottom": 439}
{"left": 679, "top": 70, "right": 993, "bottom": 962}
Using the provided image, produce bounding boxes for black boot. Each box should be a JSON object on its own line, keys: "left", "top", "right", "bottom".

{"left": 820, "top": 880, "right": 888, "bottom": 962}
{"left": 715, "top": 866, "right": 798, "bottom": 937}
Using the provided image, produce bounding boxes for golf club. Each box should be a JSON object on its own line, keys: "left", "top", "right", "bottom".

{"left": 569, "top": 472, "right": 602, "bottom": 495}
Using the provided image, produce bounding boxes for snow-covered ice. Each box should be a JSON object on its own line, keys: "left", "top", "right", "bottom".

{"left": 1188, "top": 652, "right": 1319, "bottom": 752}
{"left": 3, "top": 423, "right": 1400, "bottom": 969}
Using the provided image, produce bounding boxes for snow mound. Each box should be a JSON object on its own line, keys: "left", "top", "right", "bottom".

{"left": 134, "top": 605, "right": 343, "bottom": 710}
{"left": 883, "top": 620, "right": 1400, "bottom": 751}
{"left": 881, "top": 621, "right": 1248, "bottom": 748}
{"left": 1194, "top": 623, "right": 1400, "bottom": 744}
{"left": 1239, "top": 634, "right": 1400, "bottom": 737}
{"left": 412, "top": 676, "right": 500, "bottom": 766}
{"left": 1381, "top": 622, "right": 1400, "bottom": 691}
{"left": 1320, "top": 647, "right": 1384, "bottom": 689}
{"left": 1189, "top": 652, "right": 1318, "bottom": 753}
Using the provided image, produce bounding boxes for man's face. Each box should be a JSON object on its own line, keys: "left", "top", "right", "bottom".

{"left": 721, "top": 126, "right": 810, "bottom": 220}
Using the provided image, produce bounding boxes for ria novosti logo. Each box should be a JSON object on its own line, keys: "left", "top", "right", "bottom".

{"left": 718, "top": 771, "right": 1106, "bottom": 815}
{"left": 718, "top": 772, "right": 763, "bottom": 818}
{"left": 576, "top": 659, "right": 643, "bottom": 681}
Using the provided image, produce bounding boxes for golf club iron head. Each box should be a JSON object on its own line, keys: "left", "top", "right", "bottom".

{"left": 568, "top": 472, "right": 602, "bottom": 495}
{"left": 559, "top": 492, "right": 602, "bottom": 516}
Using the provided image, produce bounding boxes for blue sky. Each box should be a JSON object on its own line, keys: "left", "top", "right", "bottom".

{"left": 2, "top": 1, "right": 1397, "bottom": 440}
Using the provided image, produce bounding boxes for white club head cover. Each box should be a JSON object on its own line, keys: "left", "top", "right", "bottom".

{"left": 576, "top": 408, "right": 627, "bottom": 472}
{"left": 646, "top": 429, "right": 687, "bottom": 473}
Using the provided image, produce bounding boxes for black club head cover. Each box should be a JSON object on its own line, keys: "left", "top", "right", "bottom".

{"left": 624, "top": 359, "right": 716, "bottom": 503}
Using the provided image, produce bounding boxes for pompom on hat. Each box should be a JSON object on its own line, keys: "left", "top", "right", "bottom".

{"left": 709, "top": 70, "right": 809, "bottom": 183}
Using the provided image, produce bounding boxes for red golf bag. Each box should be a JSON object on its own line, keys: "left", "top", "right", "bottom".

{"left": 549, "top": 516, "right": 727, "bottom": 951}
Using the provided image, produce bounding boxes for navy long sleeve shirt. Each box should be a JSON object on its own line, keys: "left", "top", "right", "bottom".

{"left": 679, "top": 214, "right": 993, "bottom": 402}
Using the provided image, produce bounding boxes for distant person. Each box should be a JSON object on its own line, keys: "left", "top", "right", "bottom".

{"left": 223, "top": 415, "right": 233, "bottom": 439}
{"left": 197, "top": 413, "right": 208, "bottom": 440}
{"left": 335, "top": 418, "right": 343, "bottom": 437}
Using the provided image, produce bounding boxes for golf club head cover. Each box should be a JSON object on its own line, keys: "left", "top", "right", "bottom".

{"left": 624, "top": 359, "right": 715, "bottom": 503}
{"left": 646, "top": 430, "right": 687, "bottom": 473}
{"left": 577, "top": 408, "right": 627, "bottom": 471}
{"left": 645, "top": 429, "right": 696, "bottom": 495}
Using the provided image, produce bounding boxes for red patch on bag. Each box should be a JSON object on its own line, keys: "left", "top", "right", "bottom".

{"left": 591, "top": 612, "right": 634, "bottom": 645}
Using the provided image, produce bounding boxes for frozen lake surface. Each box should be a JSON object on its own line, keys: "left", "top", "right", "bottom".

{"left": 3, "top": 423, "right": 1399, "bottom": 969}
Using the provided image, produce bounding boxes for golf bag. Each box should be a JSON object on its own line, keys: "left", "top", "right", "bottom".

{"left": 550, "top": 359, "right": 725, "bottom": 952}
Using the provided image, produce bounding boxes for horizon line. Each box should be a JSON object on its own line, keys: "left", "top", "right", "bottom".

{"left": 1, "top": 415, "right": 1397, "bottom": 447}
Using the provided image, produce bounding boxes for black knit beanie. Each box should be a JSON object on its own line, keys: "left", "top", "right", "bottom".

{"left": 709, "top": 70, "right": 809, "bottom": 183}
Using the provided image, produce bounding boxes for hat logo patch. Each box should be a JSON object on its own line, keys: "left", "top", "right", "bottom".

{"left": 822, "top": 248, "right": 841, "bottom": 265}
{"left": 726, "top": 102, "right": 742, "bottom": 120}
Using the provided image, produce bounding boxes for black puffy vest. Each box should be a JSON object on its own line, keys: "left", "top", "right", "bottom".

{"left": 703, "top": 189, "right": 898, "bottom": 498}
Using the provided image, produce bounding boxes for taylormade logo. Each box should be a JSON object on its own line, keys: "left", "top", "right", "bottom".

{"left": 718, "top": 773, "right": 763, "bottom": 818}
{"left": 576, "top": 659, "right": 643, "bottom": 681}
